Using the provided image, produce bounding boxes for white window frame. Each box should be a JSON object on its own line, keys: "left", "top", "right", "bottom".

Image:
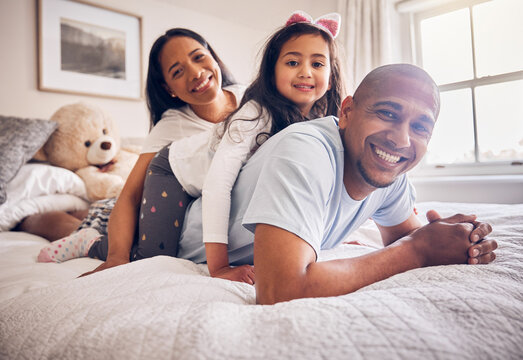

{"left": 403, "top": 0, "right": 523, "bottom": 177}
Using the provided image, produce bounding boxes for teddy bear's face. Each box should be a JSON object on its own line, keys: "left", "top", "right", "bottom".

{"left": 44, "top": 103, "right": 121, "bottom": 171}
{"left": 86, "top": 134, "right": 118, "bottom": 165}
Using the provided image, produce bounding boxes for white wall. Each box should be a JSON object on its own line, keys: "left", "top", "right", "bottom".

{"left": 411, "top": 175, "right": 523, "bottom": 204}
{"left": 0, "top": 0, "right": 337, "bottom": 138}
{"left": 3, "top": 0, "right": 517, "bottom": 204}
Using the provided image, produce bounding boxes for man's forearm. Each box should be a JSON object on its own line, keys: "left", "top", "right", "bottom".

{"left": 254, "top": 224, "right": 422, "bottom": 305}
{"left": 378, "top": 213, "right": 422, "bottom": 247}
{"left": 256, "top": 237, "right": 420, "bottom": 305}
{"left": 306, "top": 241, "right": 420, "bottom": 297}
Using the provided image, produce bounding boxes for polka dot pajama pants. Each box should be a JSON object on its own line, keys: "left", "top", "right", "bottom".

{"left": 88, "top": 145, "right": 194, "bottom": 261}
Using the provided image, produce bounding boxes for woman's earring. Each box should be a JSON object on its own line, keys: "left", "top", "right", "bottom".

{"left": 170, "top": 93, "right": 177, "bottom": 98}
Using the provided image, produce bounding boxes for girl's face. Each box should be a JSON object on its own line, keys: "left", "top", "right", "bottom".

{"left": 274, "top": 34, "right": 331, "bottom": 116}
{"left": 159, "top": 36, "right": 222, "bottom": 106}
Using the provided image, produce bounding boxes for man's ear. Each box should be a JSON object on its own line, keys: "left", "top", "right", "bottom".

{"left": 338, "top": 96, "right": 354, "bottom": 129}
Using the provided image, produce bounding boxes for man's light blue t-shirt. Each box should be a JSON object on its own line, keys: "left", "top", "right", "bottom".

{"left": 177, "top": 116, "right": 415, "bottom": 265}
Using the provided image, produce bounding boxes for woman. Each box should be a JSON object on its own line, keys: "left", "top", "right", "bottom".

{"left": 32, "top": 28, "right": 244, "bottom": 275}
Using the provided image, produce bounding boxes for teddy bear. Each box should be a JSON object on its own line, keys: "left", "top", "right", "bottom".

{"left": 34, "top": 102, "right": 140, "bottom": 202}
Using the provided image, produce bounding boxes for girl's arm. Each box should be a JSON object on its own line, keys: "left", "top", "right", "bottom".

{"left": 205, "top": 243, "right": 255, "bottom": 284}
{"left": 80, "top": 152, "right": 156, "bottom": 276}
{"left": 201, "top": 102, "right": 270, "bottom": 283}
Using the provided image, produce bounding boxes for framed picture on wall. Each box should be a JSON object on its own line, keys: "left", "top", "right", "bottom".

{"left": 37, "top": 0, "right": 142, "bottom": 100}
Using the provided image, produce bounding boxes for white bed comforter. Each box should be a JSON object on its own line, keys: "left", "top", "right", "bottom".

{"left": 0, "top": 202, "right": 522, "bottom": 359}
{"left": 0, "top": 163, "right": 89, "bottom": 231}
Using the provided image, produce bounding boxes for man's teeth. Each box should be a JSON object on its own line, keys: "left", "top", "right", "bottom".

{"left": 194, "top": 77, "right": 210, "bottom": 91}
{"left": 375, "top": 147, "right": 400, "bottom": 163}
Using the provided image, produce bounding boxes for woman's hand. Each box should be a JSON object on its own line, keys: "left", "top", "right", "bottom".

{"left": 78, "top": 257, "right": 129, "bottom": 277}
{"left": 211, "top": 265, "right": 255, "bottom": 285}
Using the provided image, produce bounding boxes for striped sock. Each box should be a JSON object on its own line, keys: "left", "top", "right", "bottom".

{"left": 37, "top": 228, "right": 101, "bottom": 263}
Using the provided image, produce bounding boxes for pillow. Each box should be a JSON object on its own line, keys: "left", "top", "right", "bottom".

{"left": 0, "top": 115, "right": 57, "bottom": 205}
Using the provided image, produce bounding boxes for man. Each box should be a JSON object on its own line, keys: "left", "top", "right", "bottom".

{"left": 178, "top": 63, "right": 496, "bottom": 304}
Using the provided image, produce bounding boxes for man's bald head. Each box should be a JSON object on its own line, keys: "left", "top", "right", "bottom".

{"left": 352, "top": 64, "right": 440, "bottom": 119}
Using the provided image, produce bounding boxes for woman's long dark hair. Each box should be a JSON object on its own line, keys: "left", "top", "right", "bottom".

{"left": 225, "top": 22, "right": 344, "bottom": 140}
{"left": 145, "top": 28, "right": 236, "bottom": 127}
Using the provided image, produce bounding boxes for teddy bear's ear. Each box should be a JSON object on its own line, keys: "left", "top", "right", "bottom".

{"left": 32, "top": 146, "right": 48, "bottom": 162}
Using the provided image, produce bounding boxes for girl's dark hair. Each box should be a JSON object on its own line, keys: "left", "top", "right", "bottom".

{"left": 225, "top": 22, "right": 344, "bottom": 140}
{"left": 146, "top": 28, "right": 236, "bottom": 127}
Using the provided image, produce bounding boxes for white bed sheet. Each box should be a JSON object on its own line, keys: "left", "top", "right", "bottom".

{"left": 0, "top": 202, "right": 522, "bottom": 359}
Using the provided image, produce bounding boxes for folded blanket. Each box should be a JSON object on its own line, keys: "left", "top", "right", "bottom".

{"left": 0, "top": 163, "right": 89, "bottom": 231}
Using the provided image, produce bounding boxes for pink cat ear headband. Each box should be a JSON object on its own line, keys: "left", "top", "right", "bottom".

{"left": 285, "top": 10, "right": 341, "bottom": 39}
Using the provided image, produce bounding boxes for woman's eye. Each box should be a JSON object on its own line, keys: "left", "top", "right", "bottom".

{"left": 312, "top": 62, "right": 324, "bottom": 68}
{"left": 172, "top": 69, "right": 182, "bottom": 78}
{"left": 194, "top": 54, "right": 204, "bottom": 61}
{"left": 286, "top": 60, "right": 298, "bottom": 67}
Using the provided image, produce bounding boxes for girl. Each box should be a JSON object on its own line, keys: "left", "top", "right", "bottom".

{"left": 39, "top": 12, "right": 345, "bottom": 284}
{"left": 198, "top": 11, "right": 344, "bottom": 282}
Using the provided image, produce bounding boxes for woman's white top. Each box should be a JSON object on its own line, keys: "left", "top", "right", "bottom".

{"left": 141, "top": 84, "right": 245, "bottom": 154}
{"left": 169, "top": 100, "right": 272, "bottom": 244}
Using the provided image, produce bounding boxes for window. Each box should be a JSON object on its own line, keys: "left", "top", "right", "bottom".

{"left": 409, "top": 0, "right": 523, "bottom": 175}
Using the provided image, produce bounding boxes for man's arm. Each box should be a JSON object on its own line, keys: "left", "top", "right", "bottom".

{"left": 254, "top": 223, "right": 419, "bottom": 305}
{"left": 378, "top": 211, "right": 495, "bottom": 263}
{"left": 376, "top": 213, "right": 422, "bottom": 246}
{"left": 254, "top": 213, "right": 496, "bottom": 305}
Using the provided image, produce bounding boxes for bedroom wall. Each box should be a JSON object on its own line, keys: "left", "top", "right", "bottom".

{"left": 0, "top": 0, "right": 337, "bottom": 139}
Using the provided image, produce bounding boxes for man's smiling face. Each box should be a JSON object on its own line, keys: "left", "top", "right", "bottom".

{"left": 339, "top": 70, "right": 439, "bottom": 200}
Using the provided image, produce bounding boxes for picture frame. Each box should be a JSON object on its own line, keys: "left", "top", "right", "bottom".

{"left": 37, "top": 0, "right": 142, "bottom": 100}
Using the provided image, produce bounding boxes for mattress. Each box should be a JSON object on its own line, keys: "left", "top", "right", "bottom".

{"left": 0, "top": 202, "right": 522, "bottom": 359}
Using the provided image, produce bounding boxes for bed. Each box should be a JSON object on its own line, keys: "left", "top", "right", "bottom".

{"left": 1, "top": 199, "right": 522, "bottom": 359}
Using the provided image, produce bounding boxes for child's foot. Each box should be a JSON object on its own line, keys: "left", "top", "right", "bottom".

{"left": 37, "top": 228, "right": 101, "bottom": 263}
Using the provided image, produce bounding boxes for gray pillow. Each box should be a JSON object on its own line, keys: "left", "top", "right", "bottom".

{"left": 0, "top": 115, "right": 57, "bottom": 205}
